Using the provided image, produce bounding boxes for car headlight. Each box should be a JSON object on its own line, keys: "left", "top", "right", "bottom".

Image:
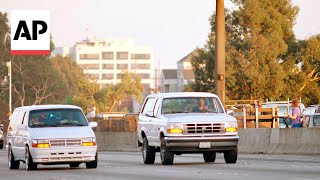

{"left": 167, "top": 123, "right": 183, "bottom": 134}
{"left": 82, "top": 137, "right": 97, "bottom": 146}
{"left": 225, "top": 122, "right": 238, "bottom": 132}
{"left": 32, "top": 139, "right": 50, "bottom": 148}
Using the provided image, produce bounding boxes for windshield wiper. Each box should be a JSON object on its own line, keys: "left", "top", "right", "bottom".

{"left": 59, "top": 122, "right": 85, "bottom": 126}
{"left": 171, "top": 111, "right": 189, "bottom": 114}
{"left": 31, "top": 124, "right": 58, "bottom": 128}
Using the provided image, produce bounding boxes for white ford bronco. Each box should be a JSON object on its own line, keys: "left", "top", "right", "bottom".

{"left": 137, "top": 92, "right": 239, "bottom": 165}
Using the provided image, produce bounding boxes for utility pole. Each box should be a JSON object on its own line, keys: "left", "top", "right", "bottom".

{"left": 215, "top": 0, "right": 226, "bottom": 105}
{"left": 6, "top": 61, "right": 12, "bottom": 113}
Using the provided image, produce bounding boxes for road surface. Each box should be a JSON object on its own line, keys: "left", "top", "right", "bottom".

{"left": 0, "top": 149, "right": 319, "bottom": 180}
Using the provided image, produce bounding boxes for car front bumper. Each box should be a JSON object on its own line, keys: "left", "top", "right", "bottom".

{"left": 164, "top": 136, "right": 239, "bottom": 152}
{"left": 30, "top": 146, "right": 97, "bottom": 164}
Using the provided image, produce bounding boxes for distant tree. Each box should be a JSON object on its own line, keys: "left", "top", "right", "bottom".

{"left": 191, "top": 0, "right": 300, "bottom": 101}
{"left": 190, "top": 48, "right": 215, "bottom": 93}
{"left": 72, "top": 78, "right": 100, "bottom": 112}
{"left": 73, "top": 72, "right": 144, "bottom": 113}
{"left": 51, "top": 55, "right": 85, "bottom": 102}
{"left": 95, "top": 72, "right": 144, "bottom": 112}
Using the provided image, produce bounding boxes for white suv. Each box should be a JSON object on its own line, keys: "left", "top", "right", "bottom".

{"left": 7, "top": 105, "right": 98, "bottom": 170}
{"left": 137, "top": 92, "right": 239, "bottom": 165}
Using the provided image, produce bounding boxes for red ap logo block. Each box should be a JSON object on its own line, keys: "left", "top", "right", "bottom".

{"left": 11, "top": 10, "right": 50, "bottom": 55}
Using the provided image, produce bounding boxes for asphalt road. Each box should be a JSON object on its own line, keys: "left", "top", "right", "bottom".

{"left": 0, "top": 149, "right": 320, "bottom": 180}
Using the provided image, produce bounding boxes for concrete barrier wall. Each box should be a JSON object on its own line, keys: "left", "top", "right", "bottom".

{"left": 95, "top": 129, "right": 320, "bottom": 154}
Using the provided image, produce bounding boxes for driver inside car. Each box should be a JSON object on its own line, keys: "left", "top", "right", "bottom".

{"left": 192, "top": 98, "right": 210, "bottom": 112}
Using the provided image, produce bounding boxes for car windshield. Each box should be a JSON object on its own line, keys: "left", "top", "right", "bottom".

{"left": 161, "top": 97, "right": 224, "bottom": 114}
{"left": 313, "top": 115, "right": 320, "bottom": 127}
{"left": 29, "top": 109, "right": 88, "bottom": 128}
{"left": 303, "top": 107, "right": 317, "bottom": 115}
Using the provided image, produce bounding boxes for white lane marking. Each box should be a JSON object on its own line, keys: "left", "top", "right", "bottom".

{"left": 156, "top": 170, "right": 185, "bottom": 173}
{"left": 291, "top": 178, "right": 320, "bottom": 180}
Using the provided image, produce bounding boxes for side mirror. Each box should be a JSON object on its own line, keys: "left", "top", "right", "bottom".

{"left": 89, "top": 122, "right": 98, "bottom": 128}
{"left": 226, "top": 110, "right": 234, "bottom": 116}
{"left": 17, "top": 124, "right": 27, "bottom": 130}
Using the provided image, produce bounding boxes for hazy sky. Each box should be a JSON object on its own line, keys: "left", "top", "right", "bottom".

{"left": 0, "top": 0, "right": 319, "bottom": 68}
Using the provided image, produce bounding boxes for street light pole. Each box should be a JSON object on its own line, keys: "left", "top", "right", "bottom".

{"left": 6, "top": 60, "right": 12, "bottom": 113}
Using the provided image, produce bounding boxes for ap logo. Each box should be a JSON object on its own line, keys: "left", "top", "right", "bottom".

{"left": 11, "top": 10, "right": 50, "bottom": 55}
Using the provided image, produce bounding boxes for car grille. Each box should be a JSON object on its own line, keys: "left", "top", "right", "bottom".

{"left": 183, "top": 123, "right": 225, "bottom": 134}
{"left": 50, "top": 139, "right": 82, "bottom": 147}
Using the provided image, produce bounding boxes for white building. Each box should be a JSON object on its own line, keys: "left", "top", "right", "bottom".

{"left": 176, "top": 50, "right": 195, "bottom": 92}
{"left": 159, "top": 50, "right": 195, "bottom": 93}
{"left": 160, "top": 69, "right": 178, "bottom": 93}
{"left": 61, "top": 39, "right": 154, "bottom": 93}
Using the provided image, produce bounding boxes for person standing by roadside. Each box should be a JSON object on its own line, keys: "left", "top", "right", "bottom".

{"left": 285, "top": 99, "right": 302, "bottom": 128}
{"left": 86, "top": 107, "right": 95, "bottom": 119}
{"left": 91, "top": 104, "right": 96, "bottom": 117}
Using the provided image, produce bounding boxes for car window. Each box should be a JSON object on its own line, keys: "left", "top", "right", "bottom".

{"left": 313, "top": 115, "right": 320, "bottom": 127}
{"left": 10, "top": 110, "right": 21, "bottom": 128}
{"left": 161, "top": 97, "right": 224, "bottom": 114}
{"left": 141, "top": 98, "right": 155, "bottom": 114}
{"left": 29, "top": 108, "right": 88, "bottom": 128}
{"left": 153, "top": 99, "right": 161, "bottom": 117}
{"left": 16, "top": 111, "right": 26, "bottom": 125}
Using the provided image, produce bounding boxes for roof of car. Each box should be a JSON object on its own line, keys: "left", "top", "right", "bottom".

{"left": 14, "top": 104, "right": 82, "bottom": 111}
{"left": 146, "top": 92, "right": 218, "bottom": 98}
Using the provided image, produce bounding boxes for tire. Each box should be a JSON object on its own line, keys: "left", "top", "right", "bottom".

{"left": 142, "top": 137, "right": 155, "bottom": 164}
{"left": 8, "top": 145, "right": 20, "bottom": 169}
{"left": 160, "top": 137, "right": 174, "bottom": 165}
{"left": 224, "top": 149, "right": 237, "bottom": 164}
{"left": 203, "top": 152, "right": 216, "bottom": 163}
{"left": 0, "top": 143, "right": 3, "bottom": 149}
{"left": 25, "top": 146, "right": 37, "bottom": 171}
{"left": 86, "top": 153, "right": 98, "bottom": 169}
{"left": 69, "top": 163, "right": 80, "bottom": 168}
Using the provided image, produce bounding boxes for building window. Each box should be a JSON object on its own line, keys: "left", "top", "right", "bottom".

{"left": 102, "top": 74, "right": 114, "bottom": 80}
{"left": 143, "top": 83, "right": 150, "bottom": 92}
{"left": 117, "top": 64, "right": 128, "bottom": 70}
{"left": 116, "top": 52, "right": 128, "bottom": 60}
{"left": 137, "top": 73, "right": 150, "bottom": 79}
{"left": 131, "top": 54, "right": 150, "bottom": 60}
{"left": 79, "top": 64, "right": 99, "bottom": 69}
{"left": 116, "top": 73, "right": 122, "bottom": 79}
{"left": 102, "top": 64, "right": 114, "bottom": 69}
{"left": 87, "top": 74, "right": 99, "bottom": 79}
{"left": 131, "top": 64, "right": 150, "bottom": 69}
{"left": 79, "top": 54, "right": 99, "bottom": 60}
{"left": 102, "top": 52, "right": 114, "bottom": 60}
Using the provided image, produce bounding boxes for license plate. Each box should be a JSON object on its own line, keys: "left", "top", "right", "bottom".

{"left": 199, "top": 142, "right": 211, "bottom": 148}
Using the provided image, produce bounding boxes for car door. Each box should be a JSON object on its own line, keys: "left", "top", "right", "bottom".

{"left": 148, "top": 98, "right": 161, "bottom": 145}
{"left": 139, "top": 97, "right": 156, "bottom": 144}
{"left": 7, "top": 110, "right": 20, "bottom": 157}
{"left": 15, "top": 110, "right": 27, "bottom": 160}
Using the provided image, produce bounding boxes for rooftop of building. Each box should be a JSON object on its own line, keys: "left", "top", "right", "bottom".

{"left": 162, "top": 69, "right": 178, "bottom": 79}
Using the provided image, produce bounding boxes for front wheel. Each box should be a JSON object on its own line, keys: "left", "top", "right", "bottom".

{"left": 8, "top": 145, "right": 20, "bottom": 169}
{"left": 160, "top": 137, "right": 174, "bottom": 165}
{"left": 86, "top": 153, "right": 98, "bottom": 169}
{"left": 203, "top": 152, "right": 216, "bottom": 163}
{"left": 224, "top": 149, "right": 238, "bottom": 164}
{"left": 25, "top": 146, "right": 37, "bottom": 171}
{"left": 142, "top": 137, "right": 155, "bottom": 164}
